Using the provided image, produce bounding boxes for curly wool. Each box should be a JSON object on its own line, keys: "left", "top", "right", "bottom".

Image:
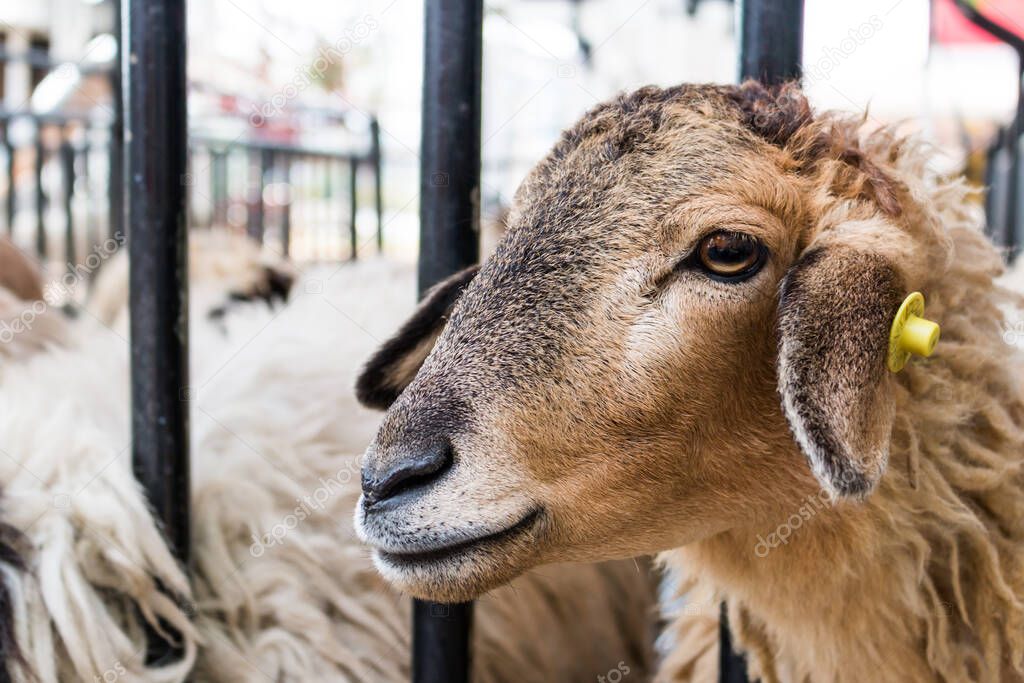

{"left": 660, "top": 115, "right": 1024, "bottom": 683}
{"left": 0, "top": 259, "right": 657, "bottom": 683}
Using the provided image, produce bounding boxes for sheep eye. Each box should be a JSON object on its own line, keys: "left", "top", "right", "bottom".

{"left": 696, "top": 231, "right": 765, "bottom": 280}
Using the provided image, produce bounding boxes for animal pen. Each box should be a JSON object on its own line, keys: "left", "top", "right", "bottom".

{"left": 115, "top": 0, "right": 801, "bottom": 680}
{"left": 7, "top": 0, "right": 1019, "bottom": 681}
{"left": 0, "top": 26, "right": 383, "bottom": 273}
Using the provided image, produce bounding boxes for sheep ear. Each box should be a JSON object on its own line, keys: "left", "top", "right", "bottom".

{"left": 777, "top": 245, "right": 904, "bottom": 498}
{"left": 356, "top": 265, "right": 479, "bottom": 410}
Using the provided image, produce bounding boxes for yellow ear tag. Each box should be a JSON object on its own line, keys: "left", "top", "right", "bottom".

{"left": 887, "top": 292, "right": 940, "bottom": 373}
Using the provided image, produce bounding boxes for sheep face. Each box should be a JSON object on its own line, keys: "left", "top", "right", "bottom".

{"left": 356, "top": 83, "right": 920, "bottom": 602}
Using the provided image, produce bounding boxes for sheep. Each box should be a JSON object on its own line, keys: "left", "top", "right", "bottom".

{"left": 353, "top": 81, "right": 1024, "bottom": 683}
{"left": 0, "top": 237, "right": 45, "bottom": 303}
{"left": 999, "top": 256, "right": 1024, "bottom": 341}
{"left": 0, "top": 246, "right": 658, "bottom": 682}
{"left": 0, "top": 237, "right": 70, "bottom": 362}
{"left": 87, "top": 229, "right": 295, "bottom": 332}
{"left": 0, "top": 230, "right": 292, "bottom": 364}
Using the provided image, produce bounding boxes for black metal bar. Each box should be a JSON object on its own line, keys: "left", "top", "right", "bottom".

{"left": 211, "top": 150, "right": 227, "bottom": 226}
{"left": 1015, "top": 62, "right": 1024, "bottom": 256}
{"left": 1004, "top": 62, "right": 1022, "bottom": 255}
{"left": 737, "top": 0, "right": 804, "bottom": 85}
{"left": 60, "top": 137, "right": 75, "bottom": 268}
{"left": 348, "top": 156, "right": 358, "bottom": 260}
{"left": 184, "top": 152, "right": 198, "bottom": 229}
{"left": 730, "top": 5, "right": 803, "bottom": 682}
{"left": 264, "top": 149, "right": 275, "bottom": 238}
{"left": 298, "top": 156, "right": 308, "bottom": 259}
{"left": 370, "top": 117, "right": 383, "bottom": 252}
{"left": 109, "top": 0, "right": 124, "bottom": 243}
{"left": 3, "top": 122, "right": 13, "bottom": 235}
{"left": 248, "top": 148, "right": 270, "bottom": 244}
{"left": 326, "top": 159, "right": 334, "bottom": 259}
{"left": 413, "top": 601, "right": 472, "bottom": 683}
{"left": 414, "top": 0, "right": 482, "bottom": 680}
{"left": 952, "top": 0, "right": 1024, "bottom": 54}
{"left": 34, "top": 129, "right": 47, "bottom": 261}
{"left": 418, "top": 0, "right": 482, "bottom": 293}
{"left": 718, "top": 603, "right": 748, "bottom": 683}
{"left": 953, "top": 0, "right": 1024, "bottom": 253}
{"left": 124, "top": 0, "right": 190, "bottom": 666}
{"left": 281, "top": 156, "right": 291, "bottom": 257}
{"left": 320, "top": 158, "right": 328, "bottom": 259}
{"left": 313, "top": 158, "right": 322, "bottom": 260}
{"left": 80, "top": 138, "right": 96, "bottom": 251}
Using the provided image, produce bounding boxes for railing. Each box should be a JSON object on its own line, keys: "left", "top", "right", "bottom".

{"left": 123, "top": 0, "right": 189, "bottom": 667}
{"left": 414, "top": 1, "right": 482, "bottom": 681}
{"left": 0, "top": 109, "right": 115, "bottom": 284}
{"left": 188, "top": 133, "right": 382, "bottom": 262}
{"left": 0, "top": 37, "right": 123, "bottom": 289}
{"left": 0, "top": 51, "right": 382, "bottom": 298}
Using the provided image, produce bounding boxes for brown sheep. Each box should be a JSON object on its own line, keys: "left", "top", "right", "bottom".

{"left": 0, "top": 237, "right": 44, "bottom": 303}
{"left": 355, "top": 82, "right": 1024, "bottom": 682}
{"left": 0, "top": 237, "right": 69, "bottom": 361}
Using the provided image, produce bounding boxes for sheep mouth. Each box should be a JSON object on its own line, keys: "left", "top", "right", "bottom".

{"left": 376, "top": 508, "right": 542, "bottom": 568}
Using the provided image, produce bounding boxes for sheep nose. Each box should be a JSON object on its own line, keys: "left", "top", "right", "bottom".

{"left": 361, "top": 440, "right": 453, "bottom": 508}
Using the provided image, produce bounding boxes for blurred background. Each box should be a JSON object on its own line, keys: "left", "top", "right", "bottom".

{"left": 0, "top": 0, "right": 1021, "bottom": 290}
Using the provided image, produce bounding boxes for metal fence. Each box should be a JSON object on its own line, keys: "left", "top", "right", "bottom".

{"left": 18, "top": 1, "right": 1005, "bottom": 682}
{"left": 189, "top": 132, "right": 383, "bottom": 262}
{"left": 0, "top": 109, "right": 116, "bottom": 274}
{"left": 0, "top": 49, "right": 382, "bottom": 299}
{"left": 414, "top": 2, "right": 482, "bottom": 680}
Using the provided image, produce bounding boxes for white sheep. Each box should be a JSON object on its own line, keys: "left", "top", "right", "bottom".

{"left": 87, "top": 229, "right": 296, "bottom": 333}
{"left": 0, "top": 237, "right": 70, "bottom": 362}
{"left": 0, "top": 240, "right": 657, "bottom": 682}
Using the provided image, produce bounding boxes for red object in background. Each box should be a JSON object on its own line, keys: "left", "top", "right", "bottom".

{"left": 219, "top": 94, "right": 238, "bottom": 113}
{"left": 933, "top": 0, "right": 1024, "bottom": 44}
{"left": 259, "top": 119, "right": 300, "bottom": 144}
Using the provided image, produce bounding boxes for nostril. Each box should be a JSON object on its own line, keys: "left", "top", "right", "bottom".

{"left": 362, "top": 441, "right": 454, "bottom": 507}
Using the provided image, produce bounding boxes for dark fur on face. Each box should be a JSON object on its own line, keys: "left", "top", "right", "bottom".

{"left": 356, "top": 265, "right": 479, "bottom": 410}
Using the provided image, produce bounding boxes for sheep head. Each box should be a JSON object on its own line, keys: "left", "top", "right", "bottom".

{"left": 354, "top": 82, "right": 938, "bottom": 602}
